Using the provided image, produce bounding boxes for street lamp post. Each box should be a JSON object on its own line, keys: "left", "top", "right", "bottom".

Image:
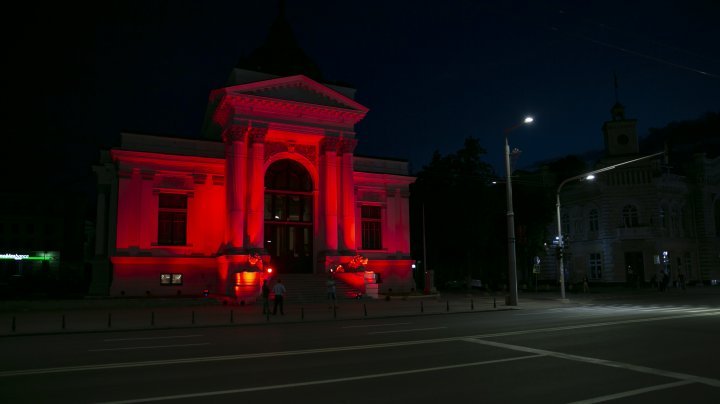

{"left": 555, "top": 151, "right": 665, "bottom": 300}
{"left": 504, "top": 116, "right": 533, "bottom": 306}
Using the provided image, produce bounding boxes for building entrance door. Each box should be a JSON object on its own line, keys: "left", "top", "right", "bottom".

{"left": 264, "top": 160, "right": 313, "bottom": 274}
{"left": 624, "top": 251, "right": 644, "bottom": 288}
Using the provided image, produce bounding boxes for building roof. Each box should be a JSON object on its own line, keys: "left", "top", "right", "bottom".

{"left": 235, "top": 1, "right": 324, "bottom": 82}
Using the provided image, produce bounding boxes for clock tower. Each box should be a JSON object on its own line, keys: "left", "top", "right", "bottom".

{"left": 602, "top": 101, "right": 639, "bottom": 157}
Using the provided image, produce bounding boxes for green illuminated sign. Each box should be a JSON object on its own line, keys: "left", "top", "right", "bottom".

{"left": 0, "top": 253, "right": 55, "bottom": 261}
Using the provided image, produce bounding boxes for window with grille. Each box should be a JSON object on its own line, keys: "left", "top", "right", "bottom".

{"left": 588, "top": 209, "right": 599, "bottom": 232}
{"left": 158, "top": 194, "right": 187, "bottom": 246}
{"left": 361, "top": 205, "right": 382, "bottom": 250}
{"left": 622, "top": 205, "right": 639, "bottom": 227}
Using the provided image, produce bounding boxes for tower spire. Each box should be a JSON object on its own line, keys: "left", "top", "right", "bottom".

{"left": 613, "top": 72, "right": 619, "bottom": 104}
{"left": 234, "top": 0, "right": 324, "bottom": 81}
{"left": 610, "top": 72, "right": 625, "bottom": 120}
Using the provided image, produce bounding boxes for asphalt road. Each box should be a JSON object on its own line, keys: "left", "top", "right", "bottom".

{"left": 1, "top": 292, "right": 719, "bottom": 403}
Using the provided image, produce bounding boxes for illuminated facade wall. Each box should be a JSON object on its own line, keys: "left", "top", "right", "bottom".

{"left": 539, "top": 104, "right": 720, "bottom": 285}
{"left": 93, "top": 72, "right": 415, "bottom": 297}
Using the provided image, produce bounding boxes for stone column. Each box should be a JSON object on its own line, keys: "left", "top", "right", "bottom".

{"left": 139, "top": 170, "right": 154, "bottom": 249}
{"left": 339, "top": 138, "right": 357, "bottom": 252}
{"left": 247, "top": 127, "right": 267, "bottom": 250}
{"left": 321, "top": 137, "right": 340, "bottom": 253}
{"left": 94, "top": 187, "right": 107, "bottom": 256}
{"left": 223, "top": 126, "right": 248, "bottom": 251}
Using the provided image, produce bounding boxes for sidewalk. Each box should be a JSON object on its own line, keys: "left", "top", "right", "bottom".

{"left": 1, "top": 287, "right": 714, "bottom": 336}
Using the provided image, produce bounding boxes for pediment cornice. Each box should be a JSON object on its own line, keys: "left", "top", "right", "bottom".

{"left": 209, "top": 75, "right": 368, "bottom": 127}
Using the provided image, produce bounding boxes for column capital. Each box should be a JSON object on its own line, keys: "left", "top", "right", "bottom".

{"left": 222, "top": 126, "right": 248, "bottom": 144}
{"left": 321, "top": 137, "right": 341, "bottom": 153}
{"left": 340, "top": 138, "right": 357, "bottom": 154}
{"left": 249, "top": 127, "right": 268, "bottom": 145}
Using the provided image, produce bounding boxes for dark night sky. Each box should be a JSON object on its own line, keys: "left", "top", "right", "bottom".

{"left": 5, "top": 0, "right": 720, "bottom": 182}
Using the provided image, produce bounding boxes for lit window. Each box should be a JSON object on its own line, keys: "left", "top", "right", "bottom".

{"left": 158, "top": 194, "right": 187, "bottom": 246}
{"left": 160, "top": 273, "right": 183, "bottom": 285}
{"left": 361, "top": 205, "right": 382, "bottom": 250}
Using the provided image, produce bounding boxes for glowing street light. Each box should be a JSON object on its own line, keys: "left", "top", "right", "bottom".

{"left": 504, "top": 115, "right": 534, "bottom": 306}
{"left": 555, "top": 151, "right": 665, "bottom": 300}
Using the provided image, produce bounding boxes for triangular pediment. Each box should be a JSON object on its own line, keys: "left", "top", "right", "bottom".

{"left": 222, "top": 75, "right": 368, "bottom": 112}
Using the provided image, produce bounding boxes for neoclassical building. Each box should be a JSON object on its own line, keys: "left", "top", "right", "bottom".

{"left": 541, "top": 102, "right": 720, "bottom": 285}
{"left": 91, "top": 12, "right": 414, "bottom": 298}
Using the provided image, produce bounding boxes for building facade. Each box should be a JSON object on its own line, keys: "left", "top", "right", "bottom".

{"left": 540, "top": 103, "right": 720, "bottom": 286}
{"left": 92, "top": 71, "right": 415, "bottom": 298}
{"left": 90, "top": 9, "right": 415, "bottom": 299}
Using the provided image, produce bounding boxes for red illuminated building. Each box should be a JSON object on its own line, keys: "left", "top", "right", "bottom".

{"left": 91, "top": 11, "right": 415, "bottom": 299}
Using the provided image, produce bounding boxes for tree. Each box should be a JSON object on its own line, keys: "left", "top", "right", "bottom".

{"left": 410, "top": 138, "right": 504, "bottom": 289}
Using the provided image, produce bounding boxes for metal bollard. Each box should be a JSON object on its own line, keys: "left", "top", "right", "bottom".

{"left": 151, "top": 311, "right": 155, "bottom": 326}
{"left": 471, "top": 299, "right": 474, "bottom": 310}
{"left": 12, "top": 316, "right": 16, "bottom": 332}
{"left": 108, "top": 313, "right": 112, "bottom": 328}
{"left": 446, "top": 301, "right": 449, "bottom": 312}
{"left": 333, "top": 305, "right": 337, "bottom": 319}
{"left": 421, "top": 300, "right": 424, "bottom": 313}
{"left": 62, "top": 314, "right": 66, "bottom": 330}
{"left": 493, "top": 297, "right": 496, "bottom": 308}
{"left": 363, "top": 303, "right": 367, "bottom": 317}
{"left": 230, "top": 310, "right": 234, "bottom": 324}
{"left": 192, "top": 310, "right": 195, "bottom": 325}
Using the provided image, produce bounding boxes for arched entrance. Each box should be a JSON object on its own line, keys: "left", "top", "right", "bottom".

{"left": 264, "top": 159, "right": 314, "bottom": 273}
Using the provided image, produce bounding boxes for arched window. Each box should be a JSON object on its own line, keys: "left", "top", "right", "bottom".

{"left": 264, "top": 159, "right": 314, "bottom": 273}
{"left": 622, "top": 205, "right": 639, "bottom": 228}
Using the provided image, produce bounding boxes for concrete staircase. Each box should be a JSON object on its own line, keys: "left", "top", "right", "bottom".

{"left": 268, "top": 274, "right": 359, "bottom": 304}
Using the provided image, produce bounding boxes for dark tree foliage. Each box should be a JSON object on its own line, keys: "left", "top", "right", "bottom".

{"left": 410, "top": 138, "right": 506, "bottom": 290}
{"left": 640, "top": 111, "right": 720, "bottom": 174}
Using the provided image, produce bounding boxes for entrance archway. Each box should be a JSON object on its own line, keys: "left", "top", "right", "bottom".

{"left": 264, "top": 159, "right": 313, "bottom": 273}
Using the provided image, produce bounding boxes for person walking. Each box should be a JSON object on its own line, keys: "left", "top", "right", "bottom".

{"left": 261, "top": 279, "right": 270, "bottom": 314}
{"left": 272, "top": 279, "right": 286, "bottom": 315}
{"left": 326, "top": 275, "right": 336, "bottom": 308}
{"left": 678, "top": 272, "right": 686, "bottom": 291}
{"left": 582, "top": 276, "right": 590, "bottom": 293}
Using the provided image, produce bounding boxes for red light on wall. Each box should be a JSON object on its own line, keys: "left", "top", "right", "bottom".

{"left": 235, "top": 271, "right": 258, "bottom": 285}
{"left": 267, "top": 267, "right": 273, "bottom": 274}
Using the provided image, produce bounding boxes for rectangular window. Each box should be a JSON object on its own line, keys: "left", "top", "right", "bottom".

{"left": 158, "top": 194, "right": 187, "bottom": 246}
{"left": 160, "top": 273, "right": 183, "bottom": 285}
{"left": 589, "top": 253, "right": 602, "bottom": 280}
{"left": 589, "top": 210, "right": 599, "bottom": 232}
{"left": 361, "top": 205, "right": 382, "bottom": 250}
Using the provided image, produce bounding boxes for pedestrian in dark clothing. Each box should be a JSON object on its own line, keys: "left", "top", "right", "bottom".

{"left": 272, "top": 279, "right": 286, "bottom": 315}
{"left": 327, "top": 275, "right": 337, "bottom": 307}
{"left": 678, "top": 273, "right": 686, "bottom": 290}
{"left": 261, "top": 280, "right": 270, "bottom": 314}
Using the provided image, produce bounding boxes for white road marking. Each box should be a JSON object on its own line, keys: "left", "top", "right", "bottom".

{"left": 341, "top": 322, "right": 411, "bottom": 328}
{"left": 566, "top": 380, "right": 693, "bottom": 403}
{"left": 97, "top": 355, "right": 544, "bottom": 404}
{"left": 461, "top": 338, "right": 720, "bottom": 388}
{"left": 368, "top": 327, "right": 447, "bottom": 335}
{"left": 89, "top": 343, "right": 210, "bottom": 352}
{"left": 103, "top": 335, "right": 204, "bottom": 342}
{"left": 2, "top": 309, "right": 717, "bottom": 378}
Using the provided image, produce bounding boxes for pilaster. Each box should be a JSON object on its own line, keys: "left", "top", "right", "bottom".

{"left": 223, "top": 126, "right": 249, "bottom": 251}
{"left": 248, "top": 127, "right": 268, "bottom": 249}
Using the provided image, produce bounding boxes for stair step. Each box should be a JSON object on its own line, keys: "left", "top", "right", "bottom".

{"left": 267, "top": 274, "right": 360, "bottom": 303}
